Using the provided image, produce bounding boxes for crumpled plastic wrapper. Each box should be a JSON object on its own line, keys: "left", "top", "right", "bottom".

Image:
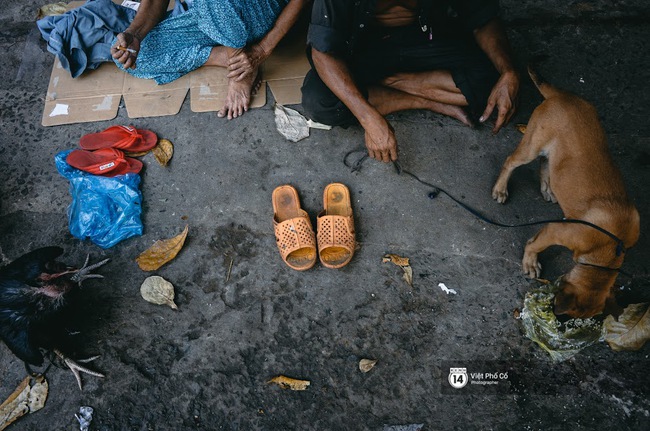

{"left": 521, "top": 280, "right": 603, "bottom": 362}
{"left": 274, "top": 104, "right": 331, "bottom": 142}
{"left": 75, "top": 406, "right": 93, "bottom": 431}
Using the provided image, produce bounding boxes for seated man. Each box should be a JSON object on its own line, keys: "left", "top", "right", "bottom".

{"left": 112, "top": 0, "right": 308, "bottom": 119}
{"left": 301, "top": 0, "right": 519, "bottom": 162}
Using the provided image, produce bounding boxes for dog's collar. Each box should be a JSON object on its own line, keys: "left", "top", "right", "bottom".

{"left": 576, "top": 260, "right": 621, "bottom": 273}
{"left": 562, "top": 218, "right": 627, "bottom": 257}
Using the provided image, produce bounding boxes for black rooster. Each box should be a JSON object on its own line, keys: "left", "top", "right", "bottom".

{"left": 0, "top": 246, "right": 109, "bottom": 389}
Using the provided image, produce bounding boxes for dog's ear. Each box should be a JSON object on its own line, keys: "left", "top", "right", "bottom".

{"left": 603, "top": 289, "right": 624, "bottom": 319}
{"left": 553, "top": 290, "right": 575, "bottom": 316}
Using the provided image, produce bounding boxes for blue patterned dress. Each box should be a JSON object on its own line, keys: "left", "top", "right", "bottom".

{"left": 116, "top": 0, "right": 289, "bottom": 84}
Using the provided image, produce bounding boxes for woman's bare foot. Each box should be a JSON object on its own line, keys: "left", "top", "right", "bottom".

{"left": 217, "top": 68, "right": 261, "bottom": 119}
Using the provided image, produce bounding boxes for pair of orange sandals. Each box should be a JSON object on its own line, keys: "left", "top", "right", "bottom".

{"left": 273, "top": 183, "right": 356, "bottom": 270}
{"left": 66, "top": 126, "right": 158, "bottom": 176}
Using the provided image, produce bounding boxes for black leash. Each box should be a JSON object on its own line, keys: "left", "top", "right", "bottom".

{"left": 344, "top": 149, "right": 630, "bottom": 273}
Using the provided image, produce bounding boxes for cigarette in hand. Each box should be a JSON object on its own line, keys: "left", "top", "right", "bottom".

{"left": 116, "top": 46, "right": 138, "bottom": 54}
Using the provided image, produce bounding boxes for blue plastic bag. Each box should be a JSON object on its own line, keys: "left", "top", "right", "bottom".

{"left": 55, "top": 150, "right": 143, "bottom": 248}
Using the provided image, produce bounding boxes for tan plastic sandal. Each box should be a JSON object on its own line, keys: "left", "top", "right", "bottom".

{"left": 317, "top": 183, "right": 356, "bottom": 269}
{"left": 272, "top": 185, "right": 317, "bottom": 271}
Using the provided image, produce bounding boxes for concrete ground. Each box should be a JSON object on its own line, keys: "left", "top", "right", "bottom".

{"left": 1, "top": 1, "right": 649, "bottom": 430}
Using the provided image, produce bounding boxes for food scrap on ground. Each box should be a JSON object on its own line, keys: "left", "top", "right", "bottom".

{"left": 520, "top": 280, "right": 603, "bottom": 362}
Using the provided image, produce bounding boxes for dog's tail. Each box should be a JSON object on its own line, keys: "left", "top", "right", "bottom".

{"left": 528, "top": 65, "right": 561, "bottom": 100}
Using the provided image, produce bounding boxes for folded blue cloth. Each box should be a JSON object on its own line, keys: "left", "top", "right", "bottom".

{"left": 38, "top": 0, "right": 136, "bottom": 77}
{"left": 38, "top": 0, "right": 191, "bottom": 77}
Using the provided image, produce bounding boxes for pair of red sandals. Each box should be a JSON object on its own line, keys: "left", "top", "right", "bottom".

{"left": 66, "top": 126, "right": 158, "bottom": 176}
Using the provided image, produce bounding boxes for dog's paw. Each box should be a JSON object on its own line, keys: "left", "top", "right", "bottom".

{"left": 522, "top": 254, "right": 542, "bottom": 278}
{"left": 540, "top": 181, "right": 557, "bottom": 203}
{"left": 492, "top": 185, "right": 509, "bottom": 204}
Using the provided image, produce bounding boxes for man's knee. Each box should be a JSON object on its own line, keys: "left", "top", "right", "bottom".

{"left": 301, "top": 69, "right": 357, "bottom": 127}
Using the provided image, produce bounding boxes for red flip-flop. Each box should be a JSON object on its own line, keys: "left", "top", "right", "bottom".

{"left": 79, "top": 125, "right": 157, "bottom": 152}
{"left": 66, "top": 148, "right": 143, "bottom": 176}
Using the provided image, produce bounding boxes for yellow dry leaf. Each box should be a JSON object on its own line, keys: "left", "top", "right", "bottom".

{"left": 0, "top": 376, "right": 48, "bottom": 431}
{"left": 152, "top": 139, "right": 174, "bottom": 166}
{"left": 136, "top": 225, "right": 189, "bottom": 271}
{"left": 382, "top": 254, "right": 410, "bottom": 267}
{"left": 383, "top": 253, "right": 413, "bottom": 286}
{"left": 266, "top": 375, "right": 310, "bottom": 391}
{"left": 359, "top": 359, "right": 377, "bottom": 373}
{"left": 124, "top": 150, "right": 150, "bottom": 158}
{"left": 604, "top": 303, "right": 650, "bottom": 351}
{"left": 515, "top": 123, "right": 527, "bottom": 134}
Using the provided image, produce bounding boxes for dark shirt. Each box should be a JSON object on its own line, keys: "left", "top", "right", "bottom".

{"left": 308, "top": 0, "right": 500, "bottom": 57}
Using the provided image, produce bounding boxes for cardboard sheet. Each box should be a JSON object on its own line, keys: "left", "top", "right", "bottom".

{"left": 41, "top": 1, "right": 310, "bottom": 126}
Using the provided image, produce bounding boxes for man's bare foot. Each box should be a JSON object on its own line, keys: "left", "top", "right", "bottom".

{"left": 369, "top": 84, "right": 473, "bottom": 127}
{"left": 217, "top": 68, "right": 261, "bottom": 119}
{"left": 425, "top": 100, "right": 474, "bottom": 127}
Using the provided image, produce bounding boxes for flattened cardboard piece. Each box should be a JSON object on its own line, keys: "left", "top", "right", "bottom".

{"left": 123, "top": 72, "right": 189, "bottom": 118}
{"left": 43, "top": 60, "right": 123, "bottom": 126}
{"left": 42, "top": 0, "right": 307, "bottom": 126}
{"left": 189, "top": 66, "right": 266, "bottom": 113}
{"left": 263, "top": 36, "right": 310, "bottom": 105}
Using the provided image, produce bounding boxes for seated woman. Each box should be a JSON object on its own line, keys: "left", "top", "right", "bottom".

{"left": 112, "top": 0, "right": 308, "bottom": 119}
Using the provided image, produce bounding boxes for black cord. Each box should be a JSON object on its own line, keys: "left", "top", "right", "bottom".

{"left": 344, "top": 149, "right": 628, "bottom": 258}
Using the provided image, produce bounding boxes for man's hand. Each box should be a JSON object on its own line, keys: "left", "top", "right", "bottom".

{"left": 363, "top": 115, "right": 398, "bottom": 162}
{"left": 111, "top": 32, "right": 141, "bottom": 70}
{"left": 480, "top": 70, "right": 520, "bottom": 134}
{"left": 227, "top": 44, "right": 267, "bottom": 82}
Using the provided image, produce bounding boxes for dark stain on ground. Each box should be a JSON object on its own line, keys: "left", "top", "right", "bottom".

{"left": 210, "top": 223, "right": 260, "bottom": 262}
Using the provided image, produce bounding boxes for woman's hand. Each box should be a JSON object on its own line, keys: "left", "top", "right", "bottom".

{"left": 111, "top": 32, "right": 141, "bottom": 70}
{"left": 227, "top": 44, "right": 268, "bottom": 82}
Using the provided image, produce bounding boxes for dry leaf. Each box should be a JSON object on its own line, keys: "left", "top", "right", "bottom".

{"left": 152, "top": 139, "right": 174, "bottom": 166}
{"left": 515, "top": 123, "right": 527, "bottom": 134}
{"left": 136, "top": 225, "right": 188, "bottom": 271}
{"left": 359, "top": 359, "right": 377, "bottom": 373}
{"left": 382, "top": 254, "right": 410, "bottom": 267}
{"left": 36, "top": 2, "right": 67, "bottom": 20}
{"left": 402, "top": 266, "right": 413, "bottom": 286}
{"left": 382, "top": 254, "right": 413, "bottom": 286}
{"left": 140, "top": 276, "right": 178, "bottom": 310}
{"left": 604, "top": 303, "right": 650, "bottom": 351}
{"left": 0, "top": 376, "right": 48, "bottom": 431}
{"left": 266, "top": 375, "right": 310, "bottom": 391}
{"left": 124, "top": 150, "right": 150, "bottom": 157}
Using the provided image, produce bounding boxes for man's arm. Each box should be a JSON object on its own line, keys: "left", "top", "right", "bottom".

{"left": 111, "top": 0, "right": 169, "bottom": 69}
{"left": 473, "top": 18, "right": 519, "bottom": 134}
{"left": 228, "top": 0, "right": 310, "bottom": 81}
{"left": 311, "top": 48, "right": 398, "bottom": 162}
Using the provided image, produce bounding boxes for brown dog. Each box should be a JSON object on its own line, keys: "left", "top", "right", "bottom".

{"left": 492, "top": 67, "right": 640, "bottom": 318}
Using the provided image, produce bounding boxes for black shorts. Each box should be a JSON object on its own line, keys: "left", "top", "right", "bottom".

{"left": 301, "top": 24, "right": 499, "bottom": 126}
